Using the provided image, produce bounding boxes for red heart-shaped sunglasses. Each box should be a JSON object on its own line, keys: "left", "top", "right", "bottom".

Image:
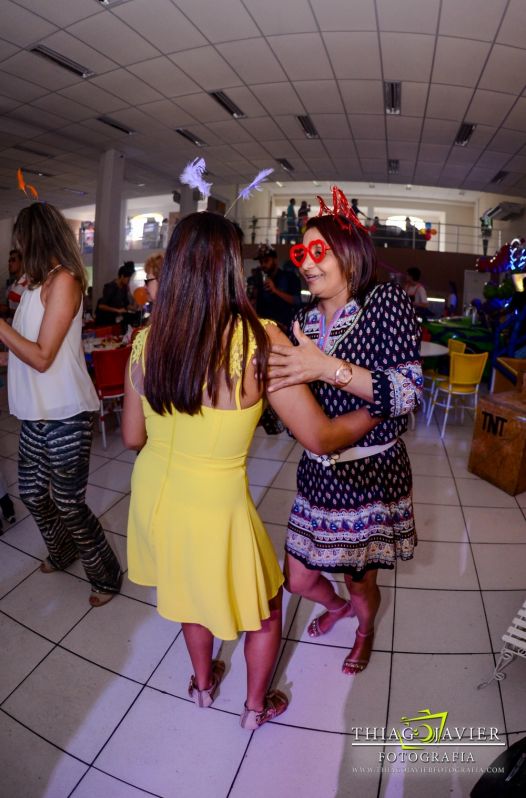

{"left": 290, "top": 239, "right": 332, "bottom": 268}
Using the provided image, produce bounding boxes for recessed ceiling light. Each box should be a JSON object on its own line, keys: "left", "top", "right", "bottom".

{"left": 30, "top": 44, "right": 95, "bottom": 79}
{"left": 97, "top": 0, "right": 133, "bottom": 7}
{"left": 209, "top": 91, "right": 246, "bottom": 119}
{"left": 275, "top": 180, "right": 284, "bottom": 187}
{"left": 455, "top": 122, "right": 476, "bottom": 147}
{"left": 23, "top": 168, "right": 53, "bottom": 178}
{"left": 136, "top": 182, "right": 146, "bottom": 187}
{"left": 406, "top": 184, "right": 412, "bottom": 190}
{"left": 490, "top": 170, "right": 509, "bottom": 184}
{"left": 312, "top": 180, "right": 321, "bottom": 187}
{"left": 97, "top": 115, "right": 136, "bottom": 135}
{"left": 297, "top": 115, "right": 319, "bottom": 139}
{"left": 384, "top": 81, "right": 401, "bottom": 115}
{"left": 175, "top": 128, "right": 208, "bottom": 147}
{"left": 277, "top": 158, "right": 294, "bottom": 172}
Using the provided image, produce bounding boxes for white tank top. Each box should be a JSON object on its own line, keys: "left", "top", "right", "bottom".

{"left": 8, "top": 285, "right": 99, "bottom": 420}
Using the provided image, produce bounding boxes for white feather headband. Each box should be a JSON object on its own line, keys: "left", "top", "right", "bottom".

{"left": 178, "top": 158, "right": 274, "bottom": 216}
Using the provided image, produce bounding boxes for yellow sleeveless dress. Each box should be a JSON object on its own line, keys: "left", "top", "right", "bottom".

{"left": 126, "top": 324, "right": 284, "bottom": 640}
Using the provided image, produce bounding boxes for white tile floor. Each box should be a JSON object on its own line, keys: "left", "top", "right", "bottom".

{"left": 1, "top": 393, "right": 525, "bottom": 798}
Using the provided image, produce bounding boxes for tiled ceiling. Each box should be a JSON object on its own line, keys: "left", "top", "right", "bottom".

{"left": 0, "top": 0, "right": 526, "bottom": 217}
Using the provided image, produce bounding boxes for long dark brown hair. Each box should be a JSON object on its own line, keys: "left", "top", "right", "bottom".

{"left": 13, "top": 202, "right": 88, "bottom": 293}
{"left": 144, "top": 212, "right": 269, "bottom": 416}
{"left": 305, "top": 215, "right": 377, "bottom": 302}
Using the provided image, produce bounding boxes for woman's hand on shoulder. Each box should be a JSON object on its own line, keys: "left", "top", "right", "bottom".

{"left": 266, "top": 320, "right": 333, "bottom": 391}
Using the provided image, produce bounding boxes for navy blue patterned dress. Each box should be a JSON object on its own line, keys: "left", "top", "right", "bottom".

{"left": 285, "top": 282, "right": 423, "bottom": 579}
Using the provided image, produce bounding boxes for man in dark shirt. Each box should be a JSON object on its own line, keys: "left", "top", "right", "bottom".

{"left": 255, "top": 248, "right": 302, "bottom": 329}
{"left": 95, "top": 262, "right": 135, "bottom": 326}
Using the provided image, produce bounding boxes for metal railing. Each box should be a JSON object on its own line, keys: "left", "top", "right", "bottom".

{"left": 238, "top": 217, "right": 503, "bottom": 256}
{"left": 86, "top": 218, "right": 503, "bottom": 257}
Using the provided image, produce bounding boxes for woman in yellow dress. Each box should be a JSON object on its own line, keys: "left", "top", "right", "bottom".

{"left": 122, "top": 212, "right": 377, "bottom": 729}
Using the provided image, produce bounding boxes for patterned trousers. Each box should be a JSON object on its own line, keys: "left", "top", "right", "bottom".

{"left": 18, "top": 413, "right": 121, "bottom": 594}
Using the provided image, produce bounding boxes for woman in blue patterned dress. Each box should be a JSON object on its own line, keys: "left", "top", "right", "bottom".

{"left": 268, "top": 194, "right": 423, "bottom": 674}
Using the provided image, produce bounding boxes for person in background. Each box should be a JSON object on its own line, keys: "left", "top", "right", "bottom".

{"left": 277, "top": 211, "right": 287, "bottom": 244}
{"left": 404, "top": 267, "right": 430, "bottom": 317}
{"left": 159, "top": 218, "right": 168, "bottom": 248}
{"left": 6, "top": 249, "right": 28, "bottom": 315}
{"left": 255, "top": 247, "right": 302, "bottom": 330}
{"left": 144, "top": 253, "right": 164, "bottom": 304}
{"left": 297, "top": 201, "right": 310, "bottom": 233}
{"left": 446, "top": 281, "right": 458, "bottom": 316}
{"left": 0, "top": 202, "right": 121, "bottom": 606}
{"left": 95, "top": 261, "right": 135, "bottom": 326}
{"left": 83, "top": 286, "right": 93, "bottom": 321}
{"left": 286, "top": 198, "right": 297, "bottom": 241}
{"left": 123, "top": 211, "right": 378, "bottom": 729}
{"left": 351, "top": 199, "right": 366, "bottom": 218}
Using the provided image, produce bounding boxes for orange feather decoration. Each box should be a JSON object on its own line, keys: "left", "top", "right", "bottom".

{"left": 17, "top": 168, "right": 39, "bottom": 200}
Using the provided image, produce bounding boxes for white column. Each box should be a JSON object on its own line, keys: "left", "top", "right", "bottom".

{"left": 93, "top": 149, "right": 125, "bottom": 307}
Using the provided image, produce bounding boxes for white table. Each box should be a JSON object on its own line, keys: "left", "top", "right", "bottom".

{"left": 420, "top": 341, "right": 448, "bottom": 358}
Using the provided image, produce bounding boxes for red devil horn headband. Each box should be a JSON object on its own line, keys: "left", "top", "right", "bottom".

{"left": 316, "top": 186, "right": 369, "bottom": 235}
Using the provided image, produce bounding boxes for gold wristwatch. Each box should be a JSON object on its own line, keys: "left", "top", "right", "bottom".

{"left": 334, "top": 360, "right": 353, "bottom": 387}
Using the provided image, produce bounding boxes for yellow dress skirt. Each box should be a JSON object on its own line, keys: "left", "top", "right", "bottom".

{"left": 127, "top": 396, "right": 284, "bottom": 640}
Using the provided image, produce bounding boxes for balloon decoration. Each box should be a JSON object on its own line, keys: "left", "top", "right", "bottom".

{"left": 133, "top": 286, "right": 149, "bottom": 306}
{"left": 419, "top": 222, "right": 438, "bottom": 241}
{"left": 477, "top": 238, "right": 526, "bottom": 275}
{"left": 475, "top": 238, "right": 526, "bottom": 326}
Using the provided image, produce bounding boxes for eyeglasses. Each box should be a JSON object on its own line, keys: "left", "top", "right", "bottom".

{"left": 144, "top": 277, "right": 157, "bottom": 285}
{"left": 290, "top": 240, "right": 332, "bottom": 268}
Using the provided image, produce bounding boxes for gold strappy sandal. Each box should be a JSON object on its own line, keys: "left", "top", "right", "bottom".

{"left": 308, "top": 599, "right": 354, "bottom": 638}
{"left": 342, "top": 630, "right": 374, "bottom": 675}
{"left": 240, "top": 689, "right": 289, "bottom": 730}
{"left": 188, "top": 659, "right": 226, "bottom": 708}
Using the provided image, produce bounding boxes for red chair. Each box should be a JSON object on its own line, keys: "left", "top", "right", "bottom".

{"left": 93, "top": 324, "right": 122, "bottom": 338}
{"left": 92, "top": 346, "right": 131, "bottom": 449}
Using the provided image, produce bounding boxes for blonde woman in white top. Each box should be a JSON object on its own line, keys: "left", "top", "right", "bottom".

{"left": 0, "top": 202, "right": 121, "bottom": 607}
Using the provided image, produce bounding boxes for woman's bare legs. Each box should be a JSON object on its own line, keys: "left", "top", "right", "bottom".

{"left": 182, "top": 622, "right": 214, "bottom": 690}
{"left": 244, "top": 590, "right": 283, "bottom": 711}
{"left": 285, "top": 553, "right": 354, "bottom": 635}
{"left": 342, "top": 569, "right": 381, "bottom": 673}
{"left": 183, "top": 592, "right": 284, "bottom": 711}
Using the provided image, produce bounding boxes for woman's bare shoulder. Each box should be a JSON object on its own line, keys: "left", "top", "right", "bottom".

{"left": 50, "top": 268, "right": 79, "bottom": 290}
{"left": 42, "top": 268, "right": 80, "bottom": 303}
{"left": 264, "top": 321, "right": 292, "bottom": 348}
